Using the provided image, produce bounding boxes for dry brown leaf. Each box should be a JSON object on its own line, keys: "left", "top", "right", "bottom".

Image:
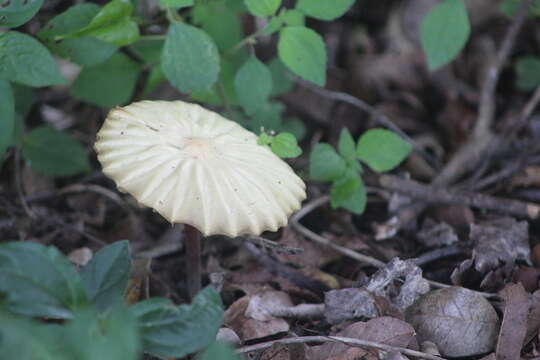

{"left": 406, "top": 286, "right": 500, "bottom": 357}
{"left": 417, "top": 220, "right": 459, "bottom": 248}
{"left": 496, "top": 283, "right": 529, "bottom": 360}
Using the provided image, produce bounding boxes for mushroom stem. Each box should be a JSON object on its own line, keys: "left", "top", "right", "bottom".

{"left": 184, "top": 224, "right": 202, "bottom": 299}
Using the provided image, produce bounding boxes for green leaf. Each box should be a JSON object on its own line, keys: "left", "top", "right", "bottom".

{"left": 21, "top": 126, "right": 91, "bottom": 176}
{"left": 83, "top": 0, "right": 131, "bottom": 31}
{"left": 162, "top": 22, "right": 220, "bottom": 93}
{"left": 193, "top": 2, "right": 242, "bottom": 51}
{"left": 132, "top": 287, "right": 223, "bottom": 358}
{"left": 257, "top": 132, "right": 273, "bottom": 146}
{"left": 198, "top": 342, "right": 241, "bottom": 360}
{"left": 45, "top": 37, "right": 117, "bottom": 67}
{"left": 296, "top": 0, "right": 355, "bottom": 21}
{"left": 80, "top": 241, "right": 131, "bottom": 312}
{"left": 0, "top": 0, "right": 43, "bottom": 28}
{"left": 500, "top": 0, "right": 540, "bottom": 17}
{"left": 278, "top": 26, "right": 326, "bottom": 86}
{"left": 271, "top": 132, "right": 302, "bottom": 158}
{"left": 356, "top": 129, "right": 412, "bottom": 172}
{"left": 142, "top": 66, "right": 166, "bottom": 97}
{"left": 420, "top": 0, "right": 470, "bottom": 71}
{"left": 309, "top": 143, "right": 346, "bottom": 181}
{"left": 262, "top": 16, "right": 284, "bottom": 35}
{"left": 330, "top": 167, "right": 366, "bottom": 214}
{"left": 235, "top": 56, "right": 273, "bottom": 115}
{"left": 0, "top": 241, "right": 88, "bottom": 318}
{"left": 281, "top": 117, "right": 306, "bottom": 140}
{"left": 337, "top": 128, "right": 356, "bottom": 163}
{"left": 244, "top": 0, "right": 281, "bottom": 17}
{"left": 280, "top": 8, "right": 305, "bottom": 26}
{"left": 71, "top": 53, "right": 141, "bottom": 108}
{"left": 251, "top": 101, "right": 284, "bottom": 132}
{"left": 0, "top": 81, "right": 14, "bottom": 161}
{"left": 269, "top": 57, "right": 294, "bottom": 96}
{"left": 159, "top": 0, "right": 194, "bottom": 8}
{"left": 130, "top": 39, "right": 164, "bottom": 65}
{"left": 0, "top": 31, "right": 66, "bottom": 87}
{"left": 516, "top": 56, "right": 540, "bottom": 90}
{"left": 38, "top": 3, "right": 101, "bottom": 38}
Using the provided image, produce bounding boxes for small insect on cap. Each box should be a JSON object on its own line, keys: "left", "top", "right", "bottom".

{"left": 94, "top": 100, "right": 306, "bottom": 237}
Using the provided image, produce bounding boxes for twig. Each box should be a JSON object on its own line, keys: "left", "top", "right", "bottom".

{"left": 236, "top": 335, "right": 446, "bottom": 360}
{"left": 266, "top": 303, "right": 325, "bottom": 319}
{"left": 290, "top": 196, "right": 385, "bottom": 268}
{"left": 13, "top": 150, "right": 35, "bottom": 219}
{"left": 413, "top": 245, "right": 463, "bottom": 267}
{"left": 377, "top": 174, "right": 540, "bottom": 219}
{"left": 242, "top": 236, "right": 303, "bottom": 255}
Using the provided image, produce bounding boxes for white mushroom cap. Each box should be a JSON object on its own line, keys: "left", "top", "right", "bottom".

{"left": 94, "top": 100, "right": 306, "bottom": 237}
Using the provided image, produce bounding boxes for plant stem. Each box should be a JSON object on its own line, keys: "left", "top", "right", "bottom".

{"left": 184, "top": 224, "right": 202, "bottom": 299}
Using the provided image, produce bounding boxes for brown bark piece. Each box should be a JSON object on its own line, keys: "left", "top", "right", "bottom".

{"left": 496, "top": 283, "right": 529, "bottom": 360}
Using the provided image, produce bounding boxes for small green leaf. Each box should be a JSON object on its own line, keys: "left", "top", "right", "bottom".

{"left": 280, "top": 8, "right": 305, "bottom": 26}
{"left": 131, "top": 287, "right": 223, "bottom": 358}
{"left": 337, "top": 128, "right": 356, "bottom": 163}
{"left": 356, "top": 129, "right": 412, "bottom": 172}
{"left": 159, "top": 0, "right": 194, "bottom": 8}
{"left": 71, "top": 53, "right": 141, "bottom": 108}
{"left": 331, "top": 169, "right": 366, "bottom": 214}
{"left": 45, "top": 37, "right": 117, "bottom": 67}
{"left": 21, "top": 126, "right": 91, "bottom": 176}
{"left": 0, "top": 0, "right": 43, "bottom": 28}
{"left": 281, "top": 117, "right": 306, "bottom": 140}
{"left": 516, "top": 56, "right": 540, "bottom": 90}
{"left": 278, "top": 26, "right": 326, "bottom": 86}
{"left": 257, "top": 132, "right": 273, "bottom": 146}
{"left": 38, "top": 3, "right": 101, "bottom": 38}
{"left": 271, "top": 132, "right": 302, "bottom": 158}
{"left": 0, "top": 81, "right": 15, "bottom": 161}
{"left": 251, "top": 101, "right": 284, "bottom": 132}
{"left": 309, "top": 143, "right": 346, "bottom": 181}
{"left": 296, "top": 0, "right": 355, "bottom": 21}
{"left": 0, "top": 31, "right": 66, "bottom": 87}
{"left": 0, "top": 241, "right": 88, "bottom": 318}
{"left": 244, "top": 0, "right": 281, "bottom": 17}
{"left": 500, "top": 0, "right": 540, "bottom": 17}
{"left": 198, "top": 342, "right": 241, "bottom": 360}
{"left": 80, "top": 241, "right": 131, "bottom": 312}
{"left": 83, "top": 0, "right": 132, "bottom": 31}
{"left": 269, "top": 57, "right": 294, "bottom": 96}
{"left": 420, "top": 0, "right": 470, "bottom": 71}
{"left": 130, "top": 39, "right": 164, "bottom": 64}
{"left": 193, "top": 2, "right": 242, "bottom": 51}
{"left": 235, "top": 56, "right": 273, "bottom": 115}
{"left": 162, "top": 22, "right": 220, "bottom": 93}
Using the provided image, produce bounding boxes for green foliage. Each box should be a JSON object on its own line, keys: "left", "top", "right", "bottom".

{"left": 244, "top": 0, "right": 281, "bottom": 17}
{"left": 235, "top": 56, "right": 273, "bottom": 115}
{"left": 278, "top": 26, "right": 327, "bottom": 86}
{"left": 162, "top": 22, "right": 220, "bottom": 93}
{"left": 0, "top": 240, "right": 226, "bottom": 359}
{"left": 21, "top": 126, "right": 91, "bottom": 176}
{"left": 516, "top": 56, "right": 540, "bottom": 90}
{"left": 297, "top": 0, "right": 355, "bottom": 21}
{"left": 0, "top": 81, "right": 15, "bottom": 162}
{"left": 420, "top": 0, "right": 470, "bottom": 71}
{"left": 258, "top": 132, "right": 302, "bottom": 158}
{"left": 500, "top": 0, "right": 540, "bottom": 17}
{"left": 159, "top": 0, "right": 194, "bottom": 9}
{"left": 0, "top": 0, "right": 43, "bottom": 27}
{"left": 309, "top": 128, "right": 411, "bottom": 214}
{"left": 0, "top": 31, "right": 66, "bottom": 87}
{"left": 71, "top": 53, "right": 141, "bottom": 107}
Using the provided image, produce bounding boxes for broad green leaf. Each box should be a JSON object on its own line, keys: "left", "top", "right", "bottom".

{"left": 193, "top": 2, "right": 242, "bottom": 51}
{"left": 162, "top": 22, "right": 220, "bottom": 93}
{"left": 38, "top": 3, "right": 101, "bottom": 38}
{"left": 130, "top": 39, "right": 164, "bottom": 64}
{"left": 132, "top": 287, "right": 223, "bottom": 358}
{"left": 500, "top": 0, "right": 540, "bottom": 17}
{"left": 309, "top": 143, "right": 346, "bottom": 181}
{"left": 271, "top": 132, "right": 302, "bottom": 158}
{"left": 244, "top": 0, "right": 281, "bottom": 16}
{"left": 0, "top": 241, "right": 88, "bottom": 318}
{"left": 0, "top": 81, "right": 14, "bottom": 161}
{"left": 198, "top": 342, "right": 241, "bottom": 360}
{"left": 12, "top": 83, "right": 33, "bottom": 118}
{"left": 420, "top": 0, "right": 470, "bottom": 71}
{"left": 280, "top": 8, "right": 305, "bottom": 25}
{"left": 278, "top": 26, "right": 326, "bottom": 86}
{"left": 22, "top": 126, "right": 91, "bottom": 176}
{"left": 337, "top": 128, "right": 356, "bottom": 163}
{"left": 0, "top": 0, "right": 43, "bottom": 28}
{"left": 80, "top": 241, "right": 131, "bottom": 311}
{"left": 330, "top": 167, "right": 366, "bottom": 214}
{"left": 159, "top": 0, "right": 194, "bottom": 8}
{"left": 356, "top": 128, "right": 412, "bottom": 172}
{"left": 262, "top": 16, "right": 284, "bottom": 35}
{"left": 516, "top": 56, "right": 540, "bottom": 90}
{"left": 251, "top": 101, "right": 284, "bottom": 132}
{"left": 225, "top": 0, "right": 247, "bottom": 12}
{"left": 257, "top": 132, "right": 273, "bottom": 146}
{"left": 235, "top": 56, "right": 273, "bottom": 115}
{"left": 83, "top": 0, "right": 132, "bottom": 31}
{"left": 45, "top": 37, "right": 117, "bottom": 67}
{"left": 296, "top": 0, "right": 355, "bottom": 21}
{"left": 281, "top": 117, "right": 306, "bottom": 140}
{"left": 269, "top": 57, "right": 294, "bottom": 96}
{"left": 71, "top": 53, "right": 141, "bottom": 108}
{"left": 0, "top": 31, "right": 66, "bottom": 87}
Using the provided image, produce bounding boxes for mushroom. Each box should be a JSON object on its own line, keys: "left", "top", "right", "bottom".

{"left": 94, "top": 100, "right": 306, "bottom": 298}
